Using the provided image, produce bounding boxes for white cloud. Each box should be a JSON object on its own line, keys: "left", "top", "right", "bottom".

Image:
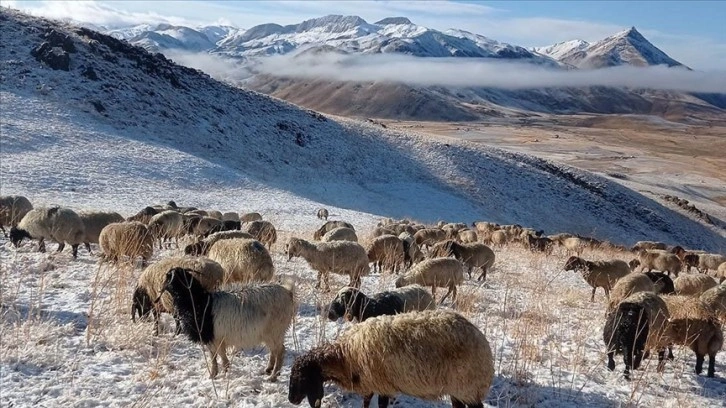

{"left": 252, "top": 53, "right": 726, "bottom": 93}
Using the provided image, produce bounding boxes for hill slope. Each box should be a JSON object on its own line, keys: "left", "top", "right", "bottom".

{"left": 1, "top": 9, "right": 724, "bottom": 250}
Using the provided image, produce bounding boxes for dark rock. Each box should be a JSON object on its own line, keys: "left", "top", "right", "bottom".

{"left": 44, "top": 29, "right": 76, "bottom": 53}
{"left": 81, "top": 65, "right": 99, "bottom": 80}
{"left": 31, "top": 42, "right": 70, "bottom": 71}
{"left": 90, "top": 100, "right": 106, "bottom": 113}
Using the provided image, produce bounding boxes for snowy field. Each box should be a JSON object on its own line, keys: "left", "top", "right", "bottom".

{"left": 1, "top": 9, "right": 725, "bottom": 408}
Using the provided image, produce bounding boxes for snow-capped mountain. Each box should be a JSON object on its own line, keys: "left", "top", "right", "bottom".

{"left": 536, "top": 27, "right": 684, "bottom": 69}
{"left": 114, "top": 14, "right": 556, "bottom": 64}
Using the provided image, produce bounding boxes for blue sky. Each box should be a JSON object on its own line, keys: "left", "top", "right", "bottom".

{"left": 4, "top": 1, "right": 725, "bottom": 69}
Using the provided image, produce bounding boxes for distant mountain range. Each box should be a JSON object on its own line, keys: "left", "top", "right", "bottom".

{"left": 99, "top": 15, "right": 723, "bottom": 121}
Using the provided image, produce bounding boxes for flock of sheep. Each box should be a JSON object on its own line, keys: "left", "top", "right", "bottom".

{"left": 2, "top": 193, "right": 726, "bottom": 407}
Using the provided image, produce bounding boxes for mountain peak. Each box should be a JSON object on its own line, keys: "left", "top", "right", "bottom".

{"left": 375, "top": 17, "right": 413, "bottom": 25}
{"left": 615, "top": 26, "right": 645, "bottom": 41}
{"left": 296, "top": 15, "right": 370, "bottom": 33}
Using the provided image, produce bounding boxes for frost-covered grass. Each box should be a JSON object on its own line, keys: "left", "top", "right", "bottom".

{"left": 1, "top": 231, "right": 725, "bottom": 408}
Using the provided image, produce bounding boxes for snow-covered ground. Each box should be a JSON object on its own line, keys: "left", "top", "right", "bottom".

{"left": 1, "top": 10, "right": 725, "bottom": 408}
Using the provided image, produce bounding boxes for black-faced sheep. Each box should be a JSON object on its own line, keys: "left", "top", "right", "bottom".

{"left": 286, "top": 237, "right": 369, "bottom": 290}
{"left": 430, "top": 240, "right": 495, "bottom": 281}
{"left": 316, "top": 208, "right": 329, "bottom": 220}
{"left": 321, "top": 227, "right": 358, "bottom": 243}
{"left": 326, "top": 286, "right": 435, "bottom": 322}
{"left": 661, "top": 295, "right": 723, "bottom": 377}
{"left": 642, "top": 272, "right": 675, "bottom": 294}
{"left": 98, "top": 221, "right": 154, "bottom": 266}
{"left": 313, "top": 220, "right": 355, "bottom": 240}
{"left": 366, "top": 234, "right": 405, "bottom": 274}
{"left": 207, "top": 238, "right": 274, "bottom": 284}
{"left": 602, "top": 291, "right": 670, "bottom": 380}
{"left": 563, "top": 256, "right": 631, "bottom": 302}
{"left": 79, "top": 211, "right": 125, "bottom": 254}
{"left": 0, "top": 195, "right": 33, "bottom": 236}
{"left": 10, "top": 207, "right": 85, "bottom": 258}
{"left": 395, "top": 257, "right": 464, "bottom": 305}
{"left": 159, "top": 267, "right": 295, "bottom": 380}
{"left": 288, "top": 310, "right": 493, "bottom": 408}
{"left": 673, "top": 274, "right": 718, "bottom": 297}
{"left": 132, "top": 256, "right": 224, "bottom": 335}
{"left": 184, "top": 230, "right": 254, "bottom": 256}
{"left": 245, "top": 220, "right": 277, "bottom": 249}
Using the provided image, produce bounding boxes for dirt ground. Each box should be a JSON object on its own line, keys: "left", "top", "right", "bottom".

{"left": 380, "top": 114, "right": 726, "bottom": 226}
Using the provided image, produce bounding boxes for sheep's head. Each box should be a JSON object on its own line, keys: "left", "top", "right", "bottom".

{"left": 289, "top": 353, "right": 325, "bottom": 407}
{"left": 9, "top": 227, "right": 30, "bottom": 247}
{"left": 286, "top": 238, "right": 301, "bottom": 260}
{"left": 327, "top": 287, "right": 361, "bottom": 321}
{"left": 131, "top": 286, "right": 153, "bottom": 322}
{"left": 629, "top": 259, "right": 641, "bottom": 271}
{"left": 394, "top": 275, "right": 406, "bottom": 288}
{"left": 184, "top": 241, "right": 205, "bottom": 256}
{"left": 683, "top": 254, "right": 699, "bottom": 268}
{"left": 564, "top": 256, "right": 585, "bottom": 271}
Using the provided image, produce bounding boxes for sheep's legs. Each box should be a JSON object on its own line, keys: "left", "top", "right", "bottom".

{"left": 208, "top": 344, "right": 220, "bottom": 378}
{"left": 265, "top": 344, "right": 285, "bottom": 381}
{"left": 57, "top": 242, "right": 65, "bottom": 253}
{"left": 606, "top": 352, "right": 615, "bottom": 371}
{"left": 695, "top": 353, "right": 707, "bottom": 376}
{"left": 590, "top": 287, "right": 596, "bottom": 303}
{"left": 656, "top": 349, "right": 666, "bottom": 373}
{"left": 708, "top": 353, "right": 716, "bottom": 377}
{"left": 71, "top": 244, "right": 79, "bottom": 259}
{"left": 439, "top": 286, "right": 456, "bottom": 305}
{"left": 84, "top": 242, "right": 93, "bottom": 254}
{"left": 477, "top": 267, "right": 487, "bottom": 281}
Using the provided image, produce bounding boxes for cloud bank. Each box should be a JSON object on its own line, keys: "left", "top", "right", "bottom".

{"left": 249, "top": 53, "right": 726, "bottom": 93}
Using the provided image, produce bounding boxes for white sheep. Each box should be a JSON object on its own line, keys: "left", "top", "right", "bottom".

{"left": 606, "top": 272, "right": 655, "bottom": 312}
{"left": 673, "top": 274, "right": 718, "bottom": 297}
{"left": 635, "top": 250, "right": 682, "bottom": 277}
{"left": 0, "top": 195, "right": 33, "bottom": 236}
{"left": 563, "top": 256, "right": 631, "bottom": 302}
{"left": 695, "top": 254, "right": 726, "bottom": 274}
{"left": 192, "top": 216, "right": 222, "bottom": 238}
{"left": 78, "top": 211, "right": 124, "bottom": 254}
{"left": 395, "top": 257, "right": 464, "bottom": 305}
{"left": 700, "top": 284, "right": 726, "bottom": 322}
{"left": 207, "top": 238, "right": 274, "bottom": 284}
{"left": 321, "top": 227, "right": 358, "bottom": 242}
{"left": 413, "top": 228, "right": 446, "bottom": 249}
{"left": 160, "top": 267, "right": 295, "bottom": 380}
{"left": 10, "top": 207, "right": 86, "bottom": 258}
{"left": 98, "top": 221, "right": 154, "bottom": 266}
{"left": 313, "top": 220, "right": 355, "bottom": 240}
{"left": 286, "top": 237, "right": 369, "bottom": 290}
{"left": 456, "top": 229, "right": 478, "bottom": 244}
{"left": 288, "top": 310, "right": 494, "bottom": 408}
{"left": 184, "top": 230, "right": 254, "bottom": 256}
{"left": 147, "top": 210, "right": 183, "bottom": 249}
{"left": 245, "top": 220, "right": 277, "bottom": 249}
{"left": 631, "top": 241, "right": 667, "bottom": 252}
{"left": 240, "top": 212, "right": 263, "bottom": 223}
{"left": 207, "top": 210, "right": 223, "bottom": 220}
{"left": 222, "top": 212, "right": 240, "bottom": 222}
{"left": 132, "top": 256, "right": 224, "bottom": 335}
{"left": 430, "top": 240, "right": 495, "bottom": 281}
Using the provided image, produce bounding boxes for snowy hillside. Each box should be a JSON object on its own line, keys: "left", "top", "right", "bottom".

{"left": 2, "top": 10, "right": 726, "bottom": 408}
{"left": 537, "top": 27, "right": 685, "bottom": 69}
{"left": 1, "top": 9, "right": 724, "bottom": 249}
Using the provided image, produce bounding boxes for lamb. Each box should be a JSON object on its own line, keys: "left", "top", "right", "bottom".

{"left": 395, "top": 258, "right": 464, "bottom": 305}
{"left": 286, "top": 237, "right": 369, "bottom": 290}
{"left": 413, "top": 228, "right": 447, "bottom": 249}
{"left": 673, "top": 274, "right": 718, "bottom": 297}
{"left": 78, "top": 211, "right": 125, "bottom": 253}
{"left": 184, "top": 230, "right": 254, "bottom": 256}
{"left": 430, "top": 240, "right": 495, "bottom": 281}
{"left": 126, "top": 206, "right": 160, "bottom": 224}
{"left": 321, "top": 227, "right": 358, "bottom": 243}
{"left": 98, "top": 221, "right": 154, "bottom": 266}
{"left": 606, "top": 273, "right": 655, "bottom": 312}
{"left": 131, "top": 256, "right": 224, "bottom": 335}
{"left": 159, "top": 267, "right": 295, "bottom": 380}
{"left": 563, "top": 256, "right": 631, "bottom": 302}
{"left": 602, "top": 291, "right": 670, "bottom": 379}
{"left": 366, "top": 234, "right": 405, "bottom": 274}
{"left": 700, "top": 284, "right": 726, "bottom": 322}
{"left": 147, "top": 210, "right": 183, "bottom": 249}
{"left": 635, "top": 250, "right": 682, "bottom": 277}
{"left": 0, "top": 195, "right": 33, "bottom": 236}
{"left": 642, "top": 272, "right": 675, "bottom": 294}
{"left": 326, "top": 286, "right": 435, "bottom": 322}
{"left": 313, "top": 220, "right": 355, "bottom": 240}
{"left": 661, "top": 295, "right": 723, "bottom": 377}
{"left": 207, "top": 238, "right": 274, "bottom": 284}
{"left": 316, "top": 208, "right": 329, "bottom": 220}
{"left": 10, "top": 207, "right": 85, "bottom": 258}
{"left": 240, "top": 212, "right": 263, "bottom": 223}
{"left": 631, "top": 241, "right": 667, "bottom": 252}
{"left": 245, "top": 220, "right": 277, "bottom": 249}
{"left": 288, "top": 310, "right": 494, "bottom": 408}
{"left": 399, "top": 232, "right": 424, "bottom": 268}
